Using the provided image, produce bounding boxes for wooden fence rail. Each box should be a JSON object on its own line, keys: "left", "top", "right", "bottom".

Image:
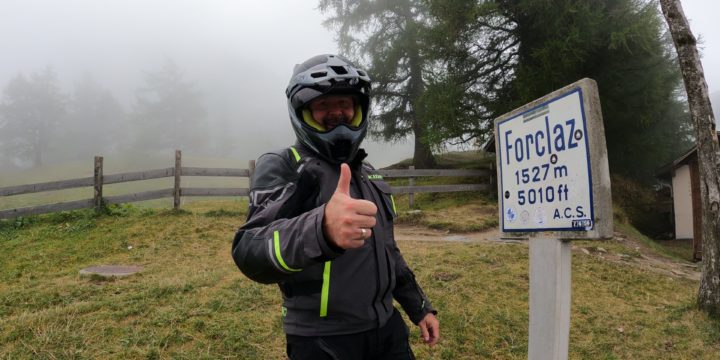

{"left": 0, "top": 150, "right": 492, "bottom": 220}
{"left": 376, "top": 168, "right": 491, "bottom": 178}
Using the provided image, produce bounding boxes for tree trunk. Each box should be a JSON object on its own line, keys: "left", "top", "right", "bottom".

{"left": 413, "top": 124, "right": 436, "bottom": 168}
{"left": 406, "top": 16, "right": 436, "bottom": 169}
{"left": 660, "top": 0, "right": 720, "bottom": 316}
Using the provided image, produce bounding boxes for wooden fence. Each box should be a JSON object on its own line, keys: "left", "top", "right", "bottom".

{"left": 0, "top": 150, "right": 492, "bottom": 220}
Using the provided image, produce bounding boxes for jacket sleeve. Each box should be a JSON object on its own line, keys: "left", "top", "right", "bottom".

{"left": 390, "top": 237, "right": 437, "bottom": 324}
{"left": 231, "top": 152, "right": 344, "bottom": 284}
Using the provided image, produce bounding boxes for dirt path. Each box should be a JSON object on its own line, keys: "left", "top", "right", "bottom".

{"left": 596, "top": 231, "right": 701, "bottom": 281}
{"left": 394, "top": 224, "right": 505, "bottom": 243}
{"left": 394, "top": 224, "right": 701, "bottom": 281}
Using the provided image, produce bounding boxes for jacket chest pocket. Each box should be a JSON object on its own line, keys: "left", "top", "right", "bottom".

{"left": 368, "top": 180, "right": 397, "bottom": 222}
{"left": 368, "top": 178, "right": 399, "bottom": 304}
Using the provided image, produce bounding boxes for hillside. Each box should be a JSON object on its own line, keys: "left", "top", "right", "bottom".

{"left": 1, "top": 199, "right": 718, "bottom": 359}
{"left": 1, "top": 150, "right": 718, "bottom": 358}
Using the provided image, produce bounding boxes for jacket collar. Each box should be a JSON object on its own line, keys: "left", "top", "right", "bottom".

{"left": 294, "top": 142, "right": 368, "bottom": 170}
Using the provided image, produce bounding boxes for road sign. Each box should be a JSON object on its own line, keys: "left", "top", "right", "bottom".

{"left": 494, "top": 78, "right": 612, "bottom": 239}
{"left": 493, "top": 78, "right": 613, "bottom": 360}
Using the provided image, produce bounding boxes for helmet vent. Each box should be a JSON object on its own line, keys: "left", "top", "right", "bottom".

{"left": 311, "top": 71, "right": 327, "bottom": 78}
{"left": 330, "top": 66, "right": 348, "bottom": 75}
{"left": 357, "top": 70, "right": 366, "bottom": 77}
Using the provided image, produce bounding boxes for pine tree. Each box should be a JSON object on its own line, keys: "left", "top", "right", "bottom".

{"left": 64, "top": 74, "right": 126, "bottom": 158}
{"left": 132, "top": 60, "right": 207, "bottom": 153}
{"left": 320, "top": 0, "right": 439, "bottom": 167}
{"left": 495, "top": 0, "right": 692, "bottom": 180}
{"left": 0, "top": 68, "right": 66, "bottom": 168}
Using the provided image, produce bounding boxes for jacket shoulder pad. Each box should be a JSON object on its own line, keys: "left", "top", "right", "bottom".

{"left": 252, "top": 151, "right": 298, "bottom": 190}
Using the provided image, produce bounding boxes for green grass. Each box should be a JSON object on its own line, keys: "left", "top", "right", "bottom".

{"left": 387, "top": 174, "right": 498, "bottom": 232}
{"left": 1, "top": 151, "right": 714, "bottom": 358}
{"left": 654, "top": 239, "right": 696, "bottom": 262}
{"left": 614, "top": 221, "right": 694, "bottom": 263}
{"left": 1, "top": 200, "right": 719, "bottom": 359}
{"left": 381, "top": 149, "right": 499, "bottom": 233}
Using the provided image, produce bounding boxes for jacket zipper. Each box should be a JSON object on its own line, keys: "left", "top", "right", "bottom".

{"left": 355, "top": 170, "right": 385, "bottom": 326}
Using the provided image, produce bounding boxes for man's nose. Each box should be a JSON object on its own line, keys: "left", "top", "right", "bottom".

{"left": 328, "top": 105, "right": 343, "bottom": 115}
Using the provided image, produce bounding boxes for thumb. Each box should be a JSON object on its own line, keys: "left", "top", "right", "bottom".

{"left": 335, "top": 163, "right": 352, "bottom": 196}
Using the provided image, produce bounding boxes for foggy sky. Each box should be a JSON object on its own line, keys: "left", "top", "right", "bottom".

{"left": 0, "top": 0, "right": 718, "bottom": 169}
{"left": 0, "top": 0, "right": 417, "bottom": 167}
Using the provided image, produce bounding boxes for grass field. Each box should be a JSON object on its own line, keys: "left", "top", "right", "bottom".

{"left": 1, "top": 198, "right": 719, "bottom": 359}
{"left": 2, "top": 151, "right": 718, "bottom": 358}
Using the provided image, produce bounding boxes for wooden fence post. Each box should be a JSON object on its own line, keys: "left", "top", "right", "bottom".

{"left": 408, "top": 165, "right": 415, "bottom": 209}
{"left": 248, "top": 160, "right": 256, "bottom": 189}
{"left": 174, "top": 150, "right": 181, "bottom": 210}
{"left": 94, "top": 156, "right": 103, "bottom": 212}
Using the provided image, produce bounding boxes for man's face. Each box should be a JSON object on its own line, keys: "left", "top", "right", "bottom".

{"left": 308, "top": 95, "right": 355, "bottom": 131}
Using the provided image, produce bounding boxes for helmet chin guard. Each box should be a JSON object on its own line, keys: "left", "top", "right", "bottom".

{"left": 286, "top": 54, "right": 371, "bottom": 164}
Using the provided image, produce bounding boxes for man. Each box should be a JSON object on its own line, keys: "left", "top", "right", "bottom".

{"left": 232, "top": 54, "right": 439, "bottom": 360}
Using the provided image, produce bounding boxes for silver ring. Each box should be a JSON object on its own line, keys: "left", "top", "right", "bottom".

{"left": 360, "top": 228, "right": 366, "bottom": 238}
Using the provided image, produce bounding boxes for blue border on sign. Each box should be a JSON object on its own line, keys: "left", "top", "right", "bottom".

{"left": 497, "top": 87, "right": 595, "bottom": 232}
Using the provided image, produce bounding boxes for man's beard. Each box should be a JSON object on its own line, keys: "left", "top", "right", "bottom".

{"left": 323, "top": 114, "right": 350, "bottom": 130}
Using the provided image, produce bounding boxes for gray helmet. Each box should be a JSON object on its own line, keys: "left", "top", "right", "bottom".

{"left": 285, "top": 54, "right": 371, "bottom": 164}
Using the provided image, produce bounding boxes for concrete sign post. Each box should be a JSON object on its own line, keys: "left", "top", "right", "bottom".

{"left": 494, "top": 78, "right": 612, "bottom": 360}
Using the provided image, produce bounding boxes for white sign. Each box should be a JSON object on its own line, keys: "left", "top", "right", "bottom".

{"left": 497, "top": 88, "right": 593, "bottom": 232}
{"left": 493, "top": 79, "right": 612, "bottom": 360}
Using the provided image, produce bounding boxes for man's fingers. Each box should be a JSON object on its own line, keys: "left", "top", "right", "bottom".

{"left": 358, "top": 227, "right": 372, "bottom": 240}
{"left": 342, "top": 231, "right": 368, "bottom": 248}
{"left": 419, "top": 321, "right": 430, "bottom": 342}
{"left": 348, "top": 214, "right": 376, "bottom": 229}
{"left": 335, "top": 163, "right": 352, "bottom": 196}
{"left": 353, "top": 199, "right": 378, "bottom": 216}
{"left": 338, "top": 224, "right": 372, "bottom": 241}
{"left": 429, "top": 321, "right": 440, "bottom": 345}
{"left": 344, "top": 238, "right": 366, "bottom": 249}
{"left": 418, "top": 314, "right": 439, "bottom": 346}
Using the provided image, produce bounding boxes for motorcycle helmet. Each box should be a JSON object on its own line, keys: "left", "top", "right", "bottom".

{"left": 285, "top": 54, "right": 371, "bottom": 163}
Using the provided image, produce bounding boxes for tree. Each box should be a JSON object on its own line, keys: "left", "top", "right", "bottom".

{"left": 420, "top": 0, "right": 517, "bottom": 148}
{"left": 0, "top": 68, "right": 66, "bottom": 168}
{"left": 63, "top": 74, "right": 126, "bottom": 159}
{"left": 320, "top": 0, "right": 690, "bottom": 175}
{"left": 660, "top": 0, "right": 720, "bottom": 316}
{"left": 493, "top": 0, "right": 692, "bottom": 181}
{"left": 132, "top": 60, "right": 207, "bottom": 153}
{"left": 319, "top": 0, "right": 440, "bottom": 167}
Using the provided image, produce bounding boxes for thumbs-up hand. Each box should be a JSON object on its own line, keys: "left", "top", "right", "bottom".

{"left": 323, "top": 163, "right": 378, "bottom": 249}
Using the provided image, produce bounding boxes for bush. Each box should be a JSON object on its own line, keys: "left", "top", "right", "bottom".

{"left": 611, "top": 175, "right": 673, "bottom": 238}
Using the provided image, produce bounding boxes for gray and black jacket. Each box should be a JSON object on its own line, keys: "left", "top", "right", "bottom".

{"left": 231, "top": 143, "right": 436, "bottom": 336}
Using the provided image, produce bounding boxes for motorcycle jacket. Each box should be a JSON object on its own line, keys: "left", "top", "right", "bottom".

{"left": 231, "top": 143, "right": 436, "bottom": 336}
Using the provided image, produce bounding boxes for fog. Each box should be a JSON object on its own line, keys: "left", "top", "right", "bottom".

{"left": 0, "top": 0, "right": 416, "bottom": 173}
{"left": 0, "top": 0, "right": 718, "bottom": 174}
